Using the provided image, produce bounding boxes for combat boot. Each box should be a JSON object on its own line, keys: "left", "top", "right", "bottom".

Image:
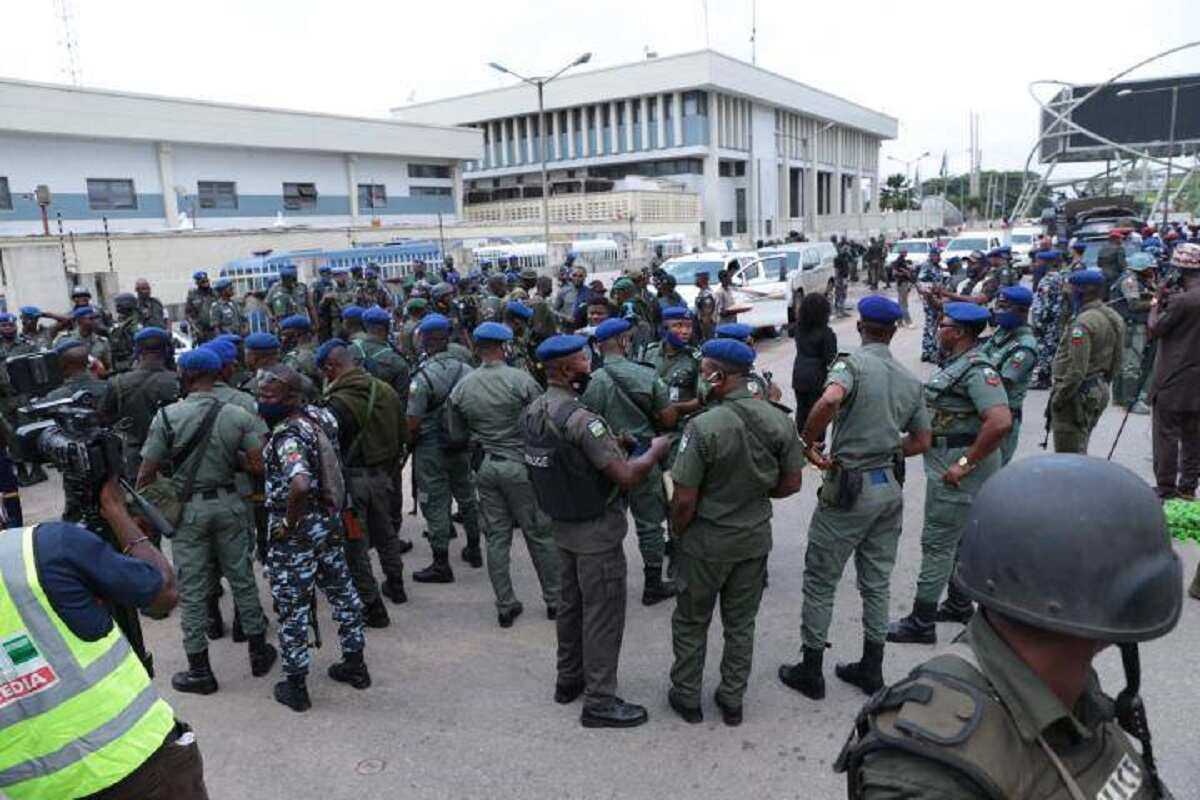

{"left": 581, "top": 698, "right": 649, "bottom": 729}
{"left": 274, "top": 674, "right": 311, "bottom": 712}
{"left": 206, "top": 596, "right": 225, "bottom": 640}
{"left": 935, "top": 582, "right": 975, "bottom": 625}
{"left": 248, "top": 633, "right": 277, "bottom": 677}
{"left": 413, "top": 550, "right": 454, "bottom": 583}
{"left": 461, "top": 543, "right": 483, "bottom": 569}
{"left": 641, "top": 566, "right": 677, "bottom": 606}
{"left": 363, "top": 597, "right": 390, "bottom": 629}
{"left": 835, "top": 640, "right": 885, "bottom": 695}
{"left": 171, "top": 650, "right": 219, "bottom": 695}
{"left": 778, "top": 646, "right": 825, "bottom": 700}
{"left": 887, "top": 600, "right": 937, "bottom": 644}
{"left": 231, "top": 608, "right": 246, "bottom": 643}
{"left": 328, "top": 650, "right": 371, "bottom": 689}
{"left": 381, "top": 575, "right": 408, "bottom": 604}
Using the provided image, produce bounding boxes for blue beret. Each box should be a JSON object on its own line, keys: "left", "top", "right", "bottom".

{"left": 279, "top": 264, "right": 297, "bottom": 276}
{"left": 216, "top": 334, "right": 242, "bottom": 348}
{"left": 365, "top": 268, "right": 378, "bottom": 278}
{"left": 318, "top": 265, "right": 331, "bottom": 274}
{"left": 280, "top": 314, "right": 311, "bottom": 331}
{"left": 594, "top": 318, "right": 632, "bottom": 342}
{"left": 53, "top": 338, "right": 85, "bottom": 354}
{"left": 945, "top": 256, "right": 961, "bottom": 265}
{"left": 662, "top": 305, "right": 690, "bottom": 321}
{"left": 1067, "top": 269, "right": 1106, "bottom": 286}
{"left": 1071, "top": 241, "right": 1087, "bottom": 252}
{"left": 535, "top": 334, "right": 588, "bottom": 362}
{"left": 986, "top": 247, "right": 1006, "bottom": 259}
{"left": 473, "top": 322, "right": 513, "bottom": 342}
{"left": 505, "top": 301, "right": 533, "bottom": 320}
{"left": 178, "top": 347, "right": 222, "bottom": 372}
{"left": 0, "top": 313, "right": 15, "bottom": 324}
{"left": 1035, "top": 250, "right": 1057, "bottom": 261}
{"left": 133, "top": 327, "right": 170, "bottom": 345}
{"left": 715, "top": 323, "right": 754, "bottom": 340}
{"left": 418, "top": 313, "right": 450, "bottom": 334}
{"left": 18, "top": 306, "right": 40, "bottom": 317}
{"left": 244, "top": 332, "right": 280, "bottom": 351}
{"left": 193, "top": 270, "right": 208, "bottom": 280}
{"left": 944, "top": 302, "right": 991, "bottom": 324}
{"left": 857, "top": 295, "right": 905, "bottom": 323}
{"left": 700, "top": 338, "right": 755, "bottom": 367}
{"left": 362, "top": 306, "right": 391, "bottom": 326}
{"left": 332, "top": 266, "right": 349, "bottom": 275}
{"left": 202, "top": 339, "right": 238, "bottom": 365}
{"left": 71, "top": 305, "right": 97, "bottom": 320}
{"left": 315, "top": 338, "right": 346, "bottom": 368}
{"left": 214, "top": 277, "right": 233, "bottom": 289}
{"left": 340, "top": 306, "right": 364, "bottom": 321}
{"left": 1000, "top": 286, "right": 1034, "bottom": 306}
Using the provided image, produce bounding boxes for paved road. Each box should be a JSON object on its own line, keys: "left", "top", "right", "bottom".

{"left": 19, "top": 286, "right": 1200, "bottom": 799}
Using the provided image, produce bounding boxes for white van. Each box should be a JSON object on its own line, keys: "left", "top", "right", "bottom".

{"left": 941, "top": 231, "right": 1002, "bottom": 264}
{"left": 750, "top": 242, "right": 837, "bottom": 331}
{"left": 661, "top": 250, "right": 792, "bottom": 334}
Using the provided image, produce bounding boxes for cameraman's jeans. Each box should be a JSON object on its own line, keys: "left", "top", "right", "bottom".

{"left": 172, "top": 494, "right": 267, "bottom": 655}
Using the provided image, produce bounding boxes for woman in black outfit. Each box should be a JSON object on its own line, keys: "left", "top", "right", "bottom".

{"left": 791, "top": 292, "right": 838, "bottom": 438}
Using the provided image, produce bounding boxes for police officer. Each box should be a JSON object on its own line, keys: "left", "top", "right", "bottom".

{"left": 408, "top": 314, "right": 482, "bottom": 581}
{"left": 185, "top": 271, "right": 217, "bottom": 344}
{"left": 1097, "top": 228, "right": 1128, "bottom": 288}
{"left": 553, "top": 265, "right": 589, "bottom": 330}
{"left": 780, "top": 297, "right": 931, "bottom": 702}
{"left": 100, "top": 327, "right": 180, "bottom": 480}
{"left": 135, "top": 278, "right": 169, "bottom": 331}
{"left": 265, "top": 264, "right": 312, "bottom": 325}
{"left": 1029, "top": 250, "right": 1068, "bottom": 389}
{"left": 522, "top": 334, "right": 671, "bottom": 728}
{"left": 280, "top": 314, "right": 322, "bottom": 389}
{"left": 354, "top": 267, "right": 391, "bottom": 309}
{"left": 837, "top": 455, "right": 1181, "bottom": 799}
{"left": 1110, "top": 252, "right": 1156, "bottom": 412}
{"left": 311, "top": 264, "right": 333, "bottom": 309}
{"left": 1050, "top": 269, "right": 1125, "bottom": 454}
{"left": 256, "top": 364, "right": 370, "bottom": 713}
{"left": 915, "top": 249, "right": 946, "bottom": 362}
{"left": 694, "top": 271, "right": 717, "bottom": 341}
{"left": 242, "top": 331, "right": 316, "bottom": 401}
{"left": 447, "top": 322, "right": 561, "bottom": 627}
{"left": 318, "top": 340, "right": 409, "bottom": 622}
{"left": 982, "top": 286, "right": 1039, "bottom": 465}
{"left": 208, "top": 278, "right": 244, "bottom": 338}
{"left": 340, "top": 305, "right": 366, "bottom": 342}
{"left": 889, "top": 302, "right": 1012, "bottom": 643}
{"left": 55, "top": 306, "right": 112, "bottom": 372}
{"left": 398, "top": 297, "right": 428, "bottom": 362}
{"left": 865, "top": 236, "right": 885, "bottom": 290}
{"left": 479, "top": 274, "right": 509, "bottom": 321}
{"left": 318, "top": 267, "right": 355, "bottom": 340}
{"left": 137, "top": 347, "right": 275, "bottom": 695}
{"left": 17, "top": 305, "right": 52, "bottom": 351}
{"left": 109, "top": 293, "right": 143, "bottom": 374}
{"left": 581, "top": 317, "right": 679, "bottom": 605}
{"left": 641, "top": 306, "right": 702, "bottom": 422}
{"left": 45, "top": 338, "right": 110, "bottom": 406}
{"left": 668, "top": 338, "right": 804, "bottom": 726}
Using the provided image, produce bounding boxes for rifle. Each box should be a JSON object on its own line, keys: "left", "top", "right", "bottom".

{"left": 1040, "top": 394, "right": 1052, "bottom": 450}
{"left": 308, "top": 591, "right": 322, "bottom": 649}
{"left": 1107, "top": 339, "right": 1158, "bottom": 461}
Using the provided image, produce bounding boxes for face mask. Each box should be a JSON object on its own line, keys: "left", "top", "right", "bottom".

{"left": 665, "top": 331, "right": 689, "bottom": 349}
{"left": 994, "top": 311, "right": 1023, "bottom": 330}
{"left": 569, "top": 371, "right": 591, "bottom": 395}
{"left": 257, "top": 401, "right": 292, "bottom": 427}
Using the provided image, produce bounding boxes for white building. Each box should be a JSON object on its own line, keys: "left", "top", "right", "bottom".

{"left": 0, "top": 78, "right": 481, "bottom": 237}
{"left": 391, "top": 50, "right": 898, "bottom": 243}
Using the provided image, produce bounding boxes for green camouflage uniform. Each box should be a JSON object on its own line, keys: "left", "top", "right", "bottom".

{"left": 1050, "top": 300, "right": 1125, "bottom": 454}
{"left": 981, "top": 325, "right": 1038, "bottom": 464}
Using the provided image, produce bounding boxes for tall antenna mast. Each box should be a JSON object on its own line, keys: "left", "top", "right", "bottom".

{"left": 702, "top": 0, "right": 711, "bottom": 49}
{"left": 51, "top": 0, "right": 82, "bottom": 86}
{"left": 751, "top": 0, "right": 757, "bottom": 64}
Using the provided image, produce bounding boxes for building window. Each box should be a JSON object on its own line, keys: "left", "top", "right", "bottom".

{"left": 735, "top": 188, "right": 747, "bottom": 234}
{"left": 283, "top": 182, "right": 318, "bottom": 210}
{"left": 0, "top": 177, "right": 10, "bottom": 211}
{"left": 683, "top": 91, "right": 707, "bottom": 117}
{"left": 408, "top": 164, "right": 451, "bottom": 179}
{"left": 411, "top": 186, "right": 452, "bottom": 197}
{"left": 358, "top": 183, "right": 387, "bottom": 209}
{"left": 197, "top": 180, "right": 238, "bottom": 210}
{"left": 718, "top": 160, "right": 746, "bottom": 177}
{"left": 86, "top": 178, "right": 137, "bottom": 210}
{"left": 720, "top": 221, "right": 734, "bottom": 236}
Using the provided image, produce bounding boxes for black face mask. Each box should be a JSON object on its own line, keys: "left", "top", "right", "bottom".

{"left": 257, "top": 401, "right": 293, "bottom": 428}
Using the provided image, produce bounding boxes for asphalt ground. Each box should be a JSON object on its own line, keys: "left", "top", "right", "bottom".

{"left": 19, "top": 282, "right": 1200, "bottom": 800}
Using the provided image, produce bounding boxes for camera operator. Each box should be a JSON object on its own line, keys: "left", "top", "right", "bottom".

{"left": 0, "top": 477, "right": 212, "bottom": 799}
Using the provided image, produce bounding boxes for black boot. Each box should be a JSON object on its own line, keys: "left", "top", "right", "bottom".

{"left": 274, "top": 674, "right": 311, "bottom": 712}
{"left": 396, "top": 537, "right": 414, "bottom": 555}
{"left": 461, "top": 543, "right": 483, "bottom": 569}
{"left": 205, "top": 596, "right": 225, "bottom": 641}
{"left": 887, "top": 600, "right": 937, "bottom": 644}
{"left": 667, "top": 688, "right": 702, "bottom": 724}
{"left": 935, "top": 582, "right": 975, "bottom": 625}
{"left": 363, "top": 597, "right": 390, "bottom": 629}
{"left": 328, "top": 650, "right": 371, "bottom": 689}
{"left": 14, "top": 463, "right": 30, "bottom": 487}
{"left": 641, "top": 566, "right": 677, "bottom": 606}
{"left": 835, "top": 640, "right": 885, "bottom": 695}
{"left": 248, "top": 633, "right": 277, "bottom": 677}
{"left": 581, "top": 698, "right": 649, "bottom": 728}
{"left": 498, "top": 602, "right": 524, "bottom": 629}
{"left": 381, "top": 575, "right": 408, "bottom": 604}
{"left": 172, "top": 650, "right": 219, "bottom": 695}
{"left": 413, "top": 550, "right": 454, "bottom": 583}
{"left": 778, "top": 646, "right": 825, "bottom": 700}
{"left": 231, "top": 608, "right": 246, "bottom": 643}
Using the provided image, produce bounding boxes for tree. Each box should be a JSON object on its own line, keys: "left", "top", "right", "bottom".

{"left": 880, "top": 173, "right": 913, "bottom": 211}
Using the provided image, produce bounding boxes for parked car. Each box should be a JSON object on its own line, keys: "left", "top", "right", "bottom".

{"left": 886, "top": 238, "right": 935, "bottom": 268}
{"left": 1009, "top": 226, "right": 1043, "bottom": 265}
{"left": 941, "top": 231, "right": 1003, "bottom": 263}
{"left": 660, "top": 250, "right": 794, "bottom": 335}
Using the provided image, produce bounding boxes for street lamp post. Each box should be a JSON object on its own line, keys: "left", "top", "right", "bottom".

{"left": 1118, "top": 81, "right": 1200, "bottom": 229}
{"left": 489, "top": 53, "right": 592, "bottom": 273}
{"left": 887, "top": 151, "right": 931, "bottom": 208}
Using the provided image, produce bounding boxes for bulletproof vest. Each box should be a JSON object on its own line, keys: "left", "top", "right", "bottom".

{"left": 835, "top": 644, "right": 1157, "bottom": 800}
{"left": 109, "top": 318, "right": 138, "bottom": 371}
{"left": 925, "top": 350, "right": 993, "bottom": 433}
{"left": 523, "top": 399, "right": 612, "bottom": 522}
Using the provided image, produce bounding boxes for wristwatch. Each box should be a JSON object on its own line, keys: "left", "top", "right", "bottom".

{"left": 956, "top": 455, "right": 975, "bottom": 472}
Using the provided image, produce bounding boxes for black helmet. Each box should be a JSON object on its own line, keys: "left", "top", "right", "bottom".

{"left": 956, "top": 455, "right": 1181, "bottom": 643}
{"left": 114, "top": 292, "right": 137, "bottom": 312}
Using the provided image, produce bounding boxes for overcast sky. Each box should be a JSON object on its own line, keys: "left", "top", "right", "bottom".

{"left": 4, "top": 0, "right": 1198, "bottom": 181}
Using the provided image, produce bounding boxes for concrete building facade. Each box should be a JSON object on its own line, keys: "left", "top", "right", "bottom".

{"left": 391, "top": 50, "right": 898, "bottom": 244}
{"left": 0, "top": 79, "right": 481, "bottom": 237}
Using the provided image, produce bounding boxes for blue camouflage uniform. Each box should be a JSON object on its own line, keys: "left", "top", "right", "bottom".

{"left": 264, "top": 405, "right": 365, "bottom": 677}
{"left": 917, "top": 257, "right": 949, "bottom": 363}
{"left": 1029, "top": 252, "right": 1068, "bottom": 385}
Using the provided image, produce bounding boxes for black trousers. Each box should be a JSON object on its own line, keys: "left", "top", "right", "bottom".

{"left": 556, "top": 544, "right": 626, "bottom": 708}
{"left": 1152, "top": 404, "right": 1200, "bottom": 497}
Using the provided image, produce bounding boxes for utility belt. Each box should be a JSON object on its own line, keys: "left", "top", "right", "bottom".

{"left": 193, "top": 484, "right": 238, "bottom": 502}
{"left": 818, "top": 459, "right": 904, "bottom": 511}
{"left": 932, "top": 432, "right": 977, "bottom": 449}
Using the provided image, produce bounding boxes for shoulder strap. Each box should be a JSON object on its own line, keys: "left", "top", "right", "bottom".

{"left": 605, "top": 367, "right": 655, "bottom": 424}
{"left": 346, "top": 379, "right": 378, "bottom": 461}
{"left": 723, "top": 399, "right": 780, "bottom": 461}
{"left": 175, "top": 400, "right": 225, "bottom": 504}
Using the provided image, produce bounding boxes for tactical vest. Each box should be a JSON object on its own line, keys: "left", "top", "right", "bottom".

{"left": 983, "top": 330, "right": 1038, "bottom": 409}
{"left": 0, "top": 527, "right": 176, "bottom": 799}
{"left": 835, "top": 643, "right": 1159, "bottom": 800}
{"left": 924, "top": 350, "right": 993, "bottom": 435}
{"left": 523, "top": 399, "right": 612, "bottom": 522}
